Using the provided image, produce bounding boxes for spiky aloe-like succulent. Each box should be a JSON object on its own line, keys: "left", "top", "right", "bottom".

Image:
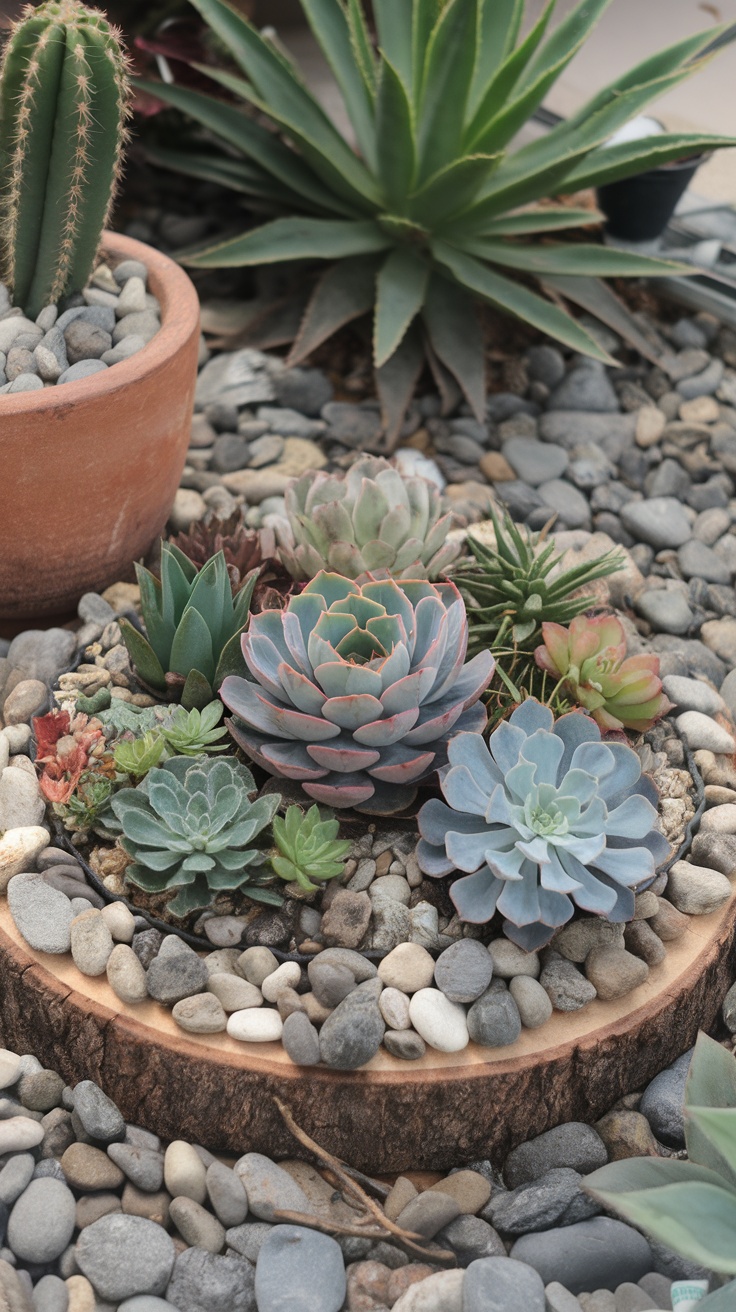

{"left": 111, "top": 755, "right": 281, "bottom": 916}
{"left": 134, "top": 0, "right": 732, "bottom": 438}
{"left": 278, "top": 456, "right": 461, "bottom": 582}
{"left": 169, "top": 513, "right": 294, "bottom": 608}
{"left": 535, "top": 614, "right": 673, "bottom": 733}
{"left": 455, "top": 510, "right": 624, "bottom": 652}
{"left": 114, "top": 730, "right": 166, "bottom": 779}
{"left": 161, "top": 700, "right": 229, "bottom": 756}
{"left": 417, "top": 699, "right": 670, "bottom": 950}
{"left": 0, "top": 1, "right": 131, "bottom": 317}
{"left": 272, "top": 803, "right": 352, "bottom": 892}
{"left": 221, "top": 571, "right": 494, "bottom": 814}
{"left": 119, "top": 544, "right": 258, "bottom": 712}
{"left": 586, "top": 1033, "right": 736, "bottom": 1307}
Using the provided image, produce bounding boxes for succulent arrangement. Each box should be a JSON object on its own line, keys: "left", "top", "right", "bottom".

{"left": 417, "top": 698, "right": 670, "bottom": 950}
{"left": 535, "top": 614, "right": 673, "bottom": 733}
{"left": 134, "top": 0, "right": 734, "bottom": 438}
{"left": 120, "top": 544, "right": 257, "bottom": 711}
{"left": 0, "top": 0, "right": 131, "bottom": 317}
{"left": 586, "top": 1033, "right": 736, "bottom": 1307}
{"left": 222, "top": 571, "right": 494, "bottom": 814}
{"left": 111, "top": 755, "right": 281, "bottom": 916}
{"left": 277, "top": 456, "right": 461, "bottom": 581}
{"left": 271, "top": 803, "right": 352, "bottom": 893}
{"left": 169, "top": 513, "right": 294, "bottom": 609}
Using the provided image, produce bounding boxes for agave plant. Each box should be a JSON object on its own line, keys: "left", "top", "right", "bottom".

{"left": 111, "top": 755, "right": 281, "bottom": 916}
{"left": 161, "top": 700, "right": 229, "bottom": 756}
{"left": 221, "top": 570, "right": 494, "bottom": 813}
{"left": 272, "top": 803, "right": 352, "bottom": 892}
{"left": 169, "top": 513, "right": 294, "bottom": 608}
{"left": 417, "top": 698, "right": 670, "bottom": 950}
{"left": 119, "top": 543, "right": 258, "bottom": 711}
{"left": 535, "top": 614, "right": 673, "bottom": 733}
{"left": 455, "top": 509, "right": 624, "bottom": 652}
{"left": 585, "top": 1033, "right": 736, "bottom": 1309}
{"left": 277, "top": 455, "right": 461, "bottom": 581}
{"left": 133, "top": 0, "right": 734, "bottom": 439}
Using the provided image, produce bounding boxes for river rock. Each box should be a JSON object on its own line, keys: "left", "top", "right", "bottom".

{"left": 378, "top": 943, "right": 436, "bottom": 993}
{"left": 0, "top": 768, "right": 45, "bottom": 830}
{"left": 254, "top": 1225, "right": 346, "bottom": 1312}
{"left": 166, "top": 1246, "right": 256, "bottom": 1312}
{"left": 7, "top": 874, "right": 74, "bottom": 952}
{"left": 585, "top": 948, "right": 649, "bottom": 1001}
{"left": 510, "top": 1217, "right": 652, "bottom": 1295}
{"left": 234, "top": 1153, "right": 310, "bottom": 1222}
{"left": 7, "top": 1178, "right": 76, "bottom": 1262}
{"left": 666, "top": 861, "right": 732, "bottom": 914}
{"left": 505, "top": 1124, "right": 608, "bottom": 1189}
{"left": 106, "top": 944, "right": 149, "bottom": 1004}
{"left": 409, "top": 989, "right": 469, "bottom": 1053}
{"left": 463, "top": 1255, "right": 545, "bottom": 1311}
{"left": 319, "top": 988, "right": 384, "bottom": 1069}
{"left": 467, "top": 988, "right": 522, "bottom": 1047}
{"left": 70, "top": 910, "right": 114, "bottom": 976}
{"left": 75, "top": 1215, "right": 175, "bottom": 1301}
{"left": 433, "top": 940, "right": 493, "bottom": 1003}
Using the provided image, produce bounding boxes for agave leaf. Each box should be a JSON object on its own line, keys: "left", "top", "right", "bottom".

{"left": 686, "top": 1034, "right": 736, "bottom": 1182}
{"left": 481, "top": 208, "right": 602, "bottom": 235}
{"left": 541, "top": 274, "right": 666, "bottom": 367}
{"left": 144, "top": 146, "right": 302, "bottom": 206}
{"left": 372, "top": 0, "right": 413, "bottom": 88}
{"left": 468, "top": 0, "right": 524, "bottom": 113}
{"left": 424, "top": 336, "right": 463, "bottom": 417}
{"left": 119, "top": 620, "right": 167, "bottom": 693}
{"left": 133, "top": 78, "right": 349, "bottom": 217}
{"left": 588, "top": 1182, "right": 736, "bottom": 1274}
{"left": 376, "top": 321, "right": 425, "bottom": 449}
{"left": 565, "top": 132, "right": 736, "bottom": 192}
{"left": 375, "top": 55, "right": 417, "bottom": 211}
{"left": 464, "top": 0, "right": 556, "bottom": 152}
{"left": 170, "top": 608, "right": 215, "bottom": 687}
{"left": 700, "top": 1282, "right": 736, "bottom": 1311}
{"left": 517, "top": 0, "right": 612, "bottom": 92}
{"left": 288, "top": 255, "right": 378, "bottom": 365}
{"left": 346, "top": 0, "right": 377, "bottom": 96}
{"left": 374, "top": 247, "right": 429, "bottom": 367}
{"left": 411, "top": 154, "right": 499, "bottom": 228}
{"left": 422, "top": 273, "right": 485, "bottom": 421}
{"left": 687, "top": 1108, "right": 736, "bottom": 1190}
{"left": 300, "top": 0, "right": 377, "bottom": 168}
{"left": 214, "top": 629, "right": 249, "bottom": 690}
{"left": 417, "top": 0, "right": 477, "bottom": 181}
{"left": 134, "top": 566, "right": 174, "bottom": 671}
{"left": 470, "top": 241, "right": 691, "bottom": 279}
{"left": 181, "top": 217, "right": 391, "bottom": 269}
{"left": 433, "top": 241, "right": 615, "bottom": 364}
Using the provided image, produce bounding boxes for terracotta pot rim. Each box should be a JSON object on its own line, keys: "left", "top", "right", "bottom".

{"left": 0, "top": 231, "right": 199, "bottom": 413}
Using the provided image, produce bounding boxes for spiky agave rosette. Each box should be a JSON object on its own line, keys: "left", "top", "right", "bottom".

{"left": 221, "top": 571, "right": 494, "bottom": 814}
{"left": 417, "top": 699, "right": 671, "bottom": 951}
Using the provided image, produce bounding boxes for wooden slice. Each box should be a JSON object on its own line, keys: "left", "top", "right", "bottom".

{"left": 0, "top": 895, "right": 734, "bottom": 1173}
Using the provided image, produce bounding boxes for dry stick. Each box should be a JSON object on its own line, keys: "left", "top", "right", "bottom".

{"left": 274, "top": 1097, "right": 456, "bottom": 1267}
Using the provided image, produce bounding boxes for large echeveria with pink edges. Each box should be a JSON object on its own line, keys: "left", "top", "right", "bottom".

{"left": 535, "top": 614, "right": 672, "bottom": 733}
{"left": 221, "top": 571, "right": 493, "bottom": 814}
{"left": 417, "top": 699, "right": 671, "bottom": 951}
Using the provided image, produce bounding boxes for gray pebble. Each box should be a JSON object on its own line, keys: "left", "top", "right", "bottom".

{"left": 254, "top": 1225, "right": 346, "bottom": 1312}
{"left": 72, "top": 1082, "right": 125, "bottom": 1143}
{"left": 464, "top": 1255, "right": 546, "bottom": 1311}
{"left": 383, "top": 1030, "right": 426, "bottom": 1060}
{"left": 620, "top": 498, "right": 692, "bottom": 549}
{"left": 434, "top": 940, "right": 493, "bottom": 1004}
{"left": 57, "top": 359, "right": 108, "bottom": 384}
{"left": 7, "top": 875, "right": 73, "bottom": 953}
{"left": 166, "top": 1245, "right": 256, "bottom": 1312}
{"left": 505, "top": 1124, "right": 608, "bottom": 1189}
{"left": 467, "top": 988, "right": 522, "bottom": 1048}
{"left": 146, "top": 950, "right": 208, "bottom": 1005}
{"left": 234, "top": 1153, "right": 310, "bottom": 1222}
{"left": 282, "top": 1012, "right": 321, "bottom": 1067}
{"left": 639, "top": 1049, "right": 692, "bottom": 1147}
{"left": 206, "top": 1160, "right": 248, "bottom": 1228}
{"left": 318, "top": 990, "right": 385, "bottom": 1070}
{"left": 510, "top": 1217, "right": 652, "bottom": 1296}
{"left": 548, "top": 363, "right": 619, "bottom": 414}
{"left": 7, "top": 1178, "right": 75, "bottom": 1262}
{"left": 75, "top": 1214, "right": 175, "bottom": 1301}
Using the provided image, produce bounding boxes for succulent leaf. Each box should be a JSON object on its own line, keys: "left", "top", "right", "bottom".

{"left": 271, "top": 802, "right": 351, "bottom": 891}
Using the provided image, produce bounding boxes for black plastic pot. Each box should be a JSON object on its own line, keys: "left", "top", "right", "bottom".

{"left": 597, "top": 154, "right": 706, "bottom": 242}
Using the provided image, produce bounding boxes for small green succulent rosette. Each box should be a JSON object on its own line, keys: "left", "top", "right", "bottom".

{"left": 111, "top": 755, "right": 280, "bottom": 917}
{"left": 272, "top": 803, "right": 351, "bottom": 893}
{"left": 417, "top": 699, "right": 671, "bottom": 951}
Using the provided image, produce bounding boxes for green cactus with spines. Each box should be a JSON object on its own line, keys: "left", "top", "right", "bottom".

{"left": 0, "top": 0, "right": 131, "bottom": 318}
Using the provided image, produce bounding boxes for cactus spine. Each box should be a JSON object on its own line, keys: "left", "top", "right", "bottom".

{"left": 0, "top": 1, "right": 131, "bottom": 318}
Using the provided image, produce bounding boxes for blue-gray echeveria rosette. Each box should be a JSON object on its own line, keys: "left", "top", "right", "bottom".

{"left": 417, "top": 699, "right": 671, "bottom": 951}
{"left": 221, "top": 570, "right": 494, "bottom": 814}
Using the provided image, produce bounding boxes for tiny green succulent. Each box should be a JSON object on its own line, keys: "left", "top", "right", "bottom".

{"left": 120, "top": 544, "right": 258, "bottom": 712}
{"left": 161, "top": 700, "right": 229, "bottom": 756}
{"left": 114, "top": 731, "right": 166, "bottom": 779}
{"left": 111, "top": 755, "right": 281, "bottom": 916}
{"left": 585, "top": 1033, "right": 736, "bottom": 1308}
{"left": 272, "top": 803, "right": 352, "bottom": 893}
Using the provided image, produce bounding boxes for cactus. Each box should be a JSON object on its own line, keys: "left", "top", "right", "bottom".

{"left": 0, "top": 1, "right": 131, "bottom": 317}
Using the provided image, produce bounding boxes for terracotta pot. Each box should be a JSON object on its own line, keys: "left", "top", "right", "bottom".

{"left": 0, "top": 231, "right": 200, "bottom": 626}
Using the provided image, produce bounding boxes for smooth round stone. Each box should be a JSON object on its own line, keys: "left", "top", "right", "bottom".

{"left": 2, "top": 678, "right": 46, "bottom": 724}
{"left": 254, "top": 1224, "right": 346, "bottom": 1312}
{"left": 502, "top": 436, "right": 568, "bottom": 486}
{"left": 234, "top": 1153, "right": 310, "bottom": 1222}
{"left": 100, "top": 901, "right": 136, "bottom": 943}
{"left": 409, "top": 989, "right": 469, "bottom": 1053}
{"left": 379, "top": 987, "right": 411, "bottom": 1031}
{"left": 434, "top": 940, "right": 493, "bottom": 1004}
{"left": 7, "top": 874, "right": 73, "bottom": 953}
{"left": 488, "top": 938, "right": 541, "bottom": 979}
{"left": 146, "top": 949, "right": 208, "bottom": 1004}
{"left": 464, "top": 1256, "right": 545, "bottom": 1311}
{"left": 383, "top": 1030, "right": 426, "bottom": 1060}
{"left": 107, "top": 1143, "right": 164, "bottom": 1193}
{"left": 636, "top": 589, "right": 694, "bottom": 636}
{"left": 206, "top": 1160, "right": 248, "bottom": 1228}
{"left": 640, "top": 1049, "right": 693, "bottom": 1147}
{"left": 0, "top": 1154, "right": 34, "bottom": 1206}
{"left": 0, "top": 1050, "right": 21, "bottom": 1091}
{"left": 75, "top": 1215, "right": 175, "bottom": 1301}
{"left": 0, "top": 826, "right": 50, "bottom": 894}
{"left": 310, "top": 948, "right": 377, "bottom": 982}
{"left": 70, "top": 910, "right": 114, "bottom": 976}
{"left": 678, "top": 539, "right": 731, "bottom": 584}
{"left": 467, "top": 989, "right": 522, "bottom": 1048}
{"left": 585, "top": 948, "right": 649, "bottom": 1001}
{"left": 391, "top": 1269, "right": 464, "bottom": 1311}
{"left": 7, "top": 1178, "right": 76, "bottom": 1261}
{"left": 106, "top": 943, "right": 148, "bottom": 1004}
{"left": 620, "top": 498, "right": 692, "bottom": 549}
{"left": 676, "top": 712, "right": 736, "bottom": 754}
{"left": 169, "top": 1196, "right": 225, "bottom": 1253}
{"left": 72, "top": 1081, "right": 125, "bottom": 1143}
{"left": 510, "top": 1218, "right": 652, "bottom": 1296}
{"left": 319, "top": 990, "right": 384, "bottom": 1069}
{"left": 19, "top": 1068, "right": 64, "bottom": 1111}
{"left": 172, "top": 992, "right": 227, "bottom": 1034}
{"left": 699, "top": 803, "right": 736, "bottom": 834}
{"left": 60, "top": 1143, "right": 124, "bottom": 1192}
{"left": 378, "top": 943, "right": 436, "bottom": 994}
{"left": 238, "top": 946, "right": 279, "bottom": 987}
{"left": 505, "top": 1123, "right": 608, "bottom": 1189}
{"left": 32, "top": 1273, "right": 69, "bottom": 1312}
{"left": 227, "top": 1008, "right": 283, "bottom": 1043}
{"left": 308, "top": 960, "right": 357, "bottom": 1008}
{"left": 666, "top": 861, "right": 732, "bottom": 914}
{"left": 0, "top": 1117, "right": 44, "bottom": 1153}
{"left": 510, "top": 976, "right": 553, "bottom": 1029}
{"left": 207, "top": 972, "right": 262, "bottom": 1012}
{"left": 163, "top": 1141, "right": 207, "bottom": 1205}
{"left": 369, "top": 875, "right": 411, "bottom": 905}
{"left": 662, "top": 675, "right": 726, "bottom": 717}
{"left": 167, "top": 1246, "right": 256, "bottom": 1311}
{"left": 282, "top": 1011, "right": 321, "bottom": 1067}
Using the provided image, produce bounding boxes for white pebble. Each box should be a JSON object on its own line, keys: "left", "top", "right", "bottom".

{"left": 227, "top": 1009, "right": 284, "bottom": 1043}
{"left": 408, "top": 988, "right": 469, "bottom": 1053}
{"left": 260, "top": 961, "right": 301, "bottom": 1003}
{"left": 0, "top": 1117, "right": 44, "bottom": 1153}
{"left": 100, "top": 901, "right": 136, "bottom": 943}
{"left": 0, "top": 1049, "right": 21, "bottom": 1090}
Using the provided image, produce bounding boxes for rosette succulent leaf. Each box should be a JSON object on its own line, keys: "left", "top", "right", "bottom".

{"left": 278, "top": 456, "right": 461, "bottom": 581}
{"left": 272, "top": 803, "right": 352, "bottom": 892}
{"left": 111, "top": 755, "right": 281, "bottom": 917}
{"left": 585, "top": 1033, "right": 736, "bottom": 1296}
{"left": 119, "top": 544, "right": 258, "bottom": 711}
{"left": 221, "top": 571, "right": 494, "bottom": 814}
{"left": 161, "top": 700, "right": 229, "bottom": 756}
{"left": 417, "top": 699, "right": 670, "bottom": 950}
{"left": 113, "top": 730, "right": 166, "bottom": 779}
{"left": 535, "top": 614, "right": 673, "bottom": 732}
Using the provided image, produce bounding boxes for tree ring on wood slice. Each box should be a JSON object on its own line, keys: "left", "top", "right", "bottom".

{"left": 0, "top": 893, "right": 734, "bottom": 1174}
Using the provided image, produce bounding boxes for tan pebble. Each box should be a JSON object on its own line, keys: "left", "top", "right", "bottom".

{"left": 428, "top": 1169, "right": 490, "bottom": 1214}
{"left": 632, "top": 891, "right": 659, "bottom": 920}
{"left": 260, "top": 960, "right": 301, "bottom": 1002}
{"left": 649, "top": 897, "right": 689, "bottom": 941}
{"left": 207, "top": 972, "right": 262, "bottom": 1012}
{"left": 378, "top": 943, "right": 435, "bottom": 993}
{"left": 635, "top": 406, "right": 666, "bottom": 447}
{"left": 106, "top": 943, "right": 148, "bottom": 1004}
{"left": 479, "top": 452, "right": 515, "bottom": 482}
{"left": 100, "top": 900, "right": 135, "bottom": 943}
{"left": 300, "top": 992, "right": 333, "bottom": 1025}
{"left": 384, "top": 1175, "right": 418, "bottom": 1221}
{"left": 596, "top": 1109, "right": 660, "bottom": 1161}
{"left": 65, "top": 1274, "right": 96, "bottom": 1312}
{"left": 164, "top": 1140, "right": 207, "bottom": 1204}
{"left": 122, "top": 1182, "right": 171, "bottom": 1227}
{"left": 585, "top": 947, "right": 649, "bottom": 1000}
